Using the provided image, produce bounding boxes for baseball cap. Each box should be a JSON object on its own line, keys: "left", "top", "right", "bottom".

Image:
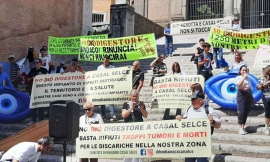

{"left": 190, "top": 90, "right": 205, "bottom": 100}
{"left": 8, "top": 55, "right": 15, "bottom": 59}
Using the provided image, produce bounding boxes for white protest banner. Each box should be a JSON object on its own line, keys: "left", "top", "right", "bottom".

{"left": 253, "top": 44, "right": 270, "bottom": 68}
{"left": 76, "top": 119, "right": 211, "bottom": 158}
{"left": 30, "top": 67, "right": 132, "bottom": 108}
{"left": 171, "top": 18, "right": 232, "bottom": 35}
{"left": 151, "top": 75, "right": 204, "bottom": 109}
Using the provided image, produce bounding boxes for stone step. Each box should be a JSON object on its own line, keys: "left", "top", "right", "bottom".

{"left": 218, "top": 123, "right": 265, "bottom": 133}
{"left": 39, "top": 154, "right": 270, "bottom": 162}
{"left": 212, "top": 131, "right": 270, "bottom": 143}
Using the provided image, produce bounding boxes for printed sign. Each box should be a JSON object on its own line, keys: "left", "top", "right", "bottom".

{"left": 151, "top": 75, "right": 204, "bottom": 109}
{"left": 48, "top": 34, "right": 108, "bottom": 54}
{"left": 79, "top": 33, "right": 157, "bottom": 62}
{"left": 253, "top": 44, "right": 270, "bottom": 68}
{"left": 208, "top": 27, "right": 270, "bottom": 49}
{"left": 171, "top": 18, "right": 232, "bottom": 35}
{"left": 30, "top": 67, "right": 132, "bottom": 108}
{"left": 76, "top": 119, "right": 211, "bottom": 158}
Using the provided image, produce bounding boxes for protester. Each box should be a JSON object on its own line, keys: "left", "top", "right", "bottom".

{"left": 39, "top": 46, "right": 52, "bottom": 61}
{"left": 256, "top": 65, "right": 270, "bottom": 135}
{"left": 72, "top": 58, "right": 83, "bottom": 72}
{"left": 39, "top": 48, "right": 51, "bottom": 71}
{"left": 198, "top": 43, "right": 214, "bottom": 82}
{"left": 48, "top": 61, "right": 64, "bottom": 74}
{"left": 236, "top": 65, "right": 253, "bottom": 135}
{"left": 80, "top": 102, "right": 104, "bottom": 162}
{"left": 168, "top": 62, "right": 186, "bottom": 75}
{"left": 8, "top": 55, "right": 20, "bottom": 88}
{"left": 97, "top": 55, "right": 117, "bottom": 121}
{"left": 213, "top": 47, "right": 223, "bottom": 69}
{"left": 27, "top": 46, "right": 39, "bottom": 69}
{"left": 0, "top": 64, "right": 14, "bottom": 88}
{"left": 132, "top": 61, "right": 144, "bottom": 92}
{"left": 122, "top": 89, "right": 148, "bottom": 162}
{"left": 175, "top": 90, "right": 221, "bottom": 162}
{"left": 229, "top": 51, "right": 248, "bottom": 71}
{"left": 190, "top": 83, "right": 210, "bottom": 105}
{"left": 191, "top": 38, "right": 205, "bottom": 74}
{"left": 231, "top": 19, "right": 241, "bottom": 54}
{"left": 149, "top": 55, "right": 167, "bottom": 87}
{"left": 164, "top": 22, "right": 173, "bottom": 57}
{"left": 27, "top": 58, "right": 48, "bottom": 126}
{"left": 0, "top": 137, "right": 53, "bottom": 162}
{"left": 68, "top": 62, "right": 78, "bottom": 73}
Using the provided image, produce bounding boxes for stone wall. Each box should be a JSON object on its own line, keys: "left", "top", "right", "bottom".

{"left": 134, "top": 12, "right": 164, "bottom": 39}
{"left": 0, "top": 0, "right": 83, "bottom": 62}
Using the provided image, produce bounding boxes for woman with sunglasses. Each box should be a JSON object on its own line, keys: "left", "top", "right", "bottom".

{"left": 80, "top": 102, "right": 104, "bottom": 162}
{"left": 122, "top": 89, "right": 148, "bottom": 162}
{"left": 168, "top": 62, "right": 186, "bottom": 75}
{"left": 236, "top": 65, "right": 253, "bottom": 135}
{"left": 149, "top": 55, "right": 167, "bottom": 87}
{"left": 257, "top": 65, "right": 270, "bottom": 135}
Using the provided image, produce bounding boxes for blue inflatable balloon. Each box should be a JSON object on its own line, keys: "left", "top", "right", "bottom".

{"left": 0, "top": 86, "right": 31, "bottom": 123}
{"left": 204, "top": 70, "right": 262, "bottom": 109}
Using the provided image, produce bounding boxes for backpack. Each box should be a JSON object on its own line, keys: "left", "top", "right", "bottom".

{"left": 186, "top": 105, "right": 214, "bottom": 135}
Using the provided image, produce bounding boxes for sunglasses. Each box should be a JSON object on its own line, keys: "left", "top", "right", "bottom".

{"left": 84, "top": 108, "right": 93, "bottom": 112}
{"left": 34, "top": 62, "right": 40, "bottom": 64}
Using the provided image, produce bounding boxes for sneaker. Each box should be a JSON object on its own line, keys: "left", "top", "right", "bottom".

{"left": 265, "top": 126, "right": 270, "bottom": 135}
{"left": 238, "top": 128, "right": 247, "bottom": 135}
{"left": 244, "top": 128, "right": 248, "bottom": 134}
{"left": 27, "top": 121, "right": 35, "bottom": 126}
{"left": 170, "top": 54, "right": 173, "bottom": 57}
{"left": 110, "top": 114, "right": 118, "bottom": 121}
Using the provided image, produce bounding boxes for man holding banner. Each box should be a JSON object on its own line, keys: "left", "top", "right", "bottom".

{"left": 176, "top": 90, "right": 221, "bottom": 162}
{"left": 164, "top": 23, "right": 173, "bottom": 57}
{"left": 97, "top": 55, "right": 117, "bottom": 121}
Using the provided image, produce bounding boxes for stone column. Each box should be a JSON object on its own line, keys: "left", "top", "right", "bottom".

{"left": 170, "top": 0, "right": 184, "bottom": 21}
{"left": 110, "top": 4, "right": 135, "bottom": 38}
{"left": 81, "top": 0, "right": 93, "bottom": 35}
{"left": 223, "top": 0, "right": 234, "bottom": 18}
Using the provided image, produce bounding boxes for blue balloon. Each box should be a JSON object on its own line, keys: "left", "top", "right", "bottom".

{"left": 204, "top": 70, "right": 262, "bottom": 109}
{"left": 0, "top": 86, "right": 31, "bottom": 123}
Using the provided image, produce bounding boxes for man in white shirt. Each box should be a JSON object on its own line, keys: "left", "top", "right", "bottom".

{"left": 97, "top": 55, "right": 117, "bottom": 121}
{"left": 176, "top": 90, "right": 221, "bottom": 162}
{"left": 0, "top": 137, "right": 53, "bottom": 162}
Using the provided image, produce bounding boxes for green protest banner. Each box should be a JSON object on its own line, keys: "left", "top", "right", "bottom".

{"left": 79, "top": 33, "right": 158, "bottom": 62}
{"left": 208, "top": 27, "right": 270, "bottom": 49}
{"left": 48, "top": 34, "right": 108, "bottom": 54}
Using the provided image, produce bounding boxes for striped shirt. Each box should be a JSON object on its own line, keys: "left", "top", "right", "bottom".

{"left": 10, "top": 63, "right": 20, "bottom": 80}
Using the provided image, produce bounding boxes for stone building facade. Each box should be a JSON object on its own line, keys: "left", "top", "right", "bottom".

{"left": 0, "top": 0, "right": 93, "bottom": 62}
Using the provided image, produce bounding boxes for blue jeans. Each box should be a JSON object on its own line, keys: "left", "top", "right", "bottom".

{"left": 213, "top": 48, "right": 223, "bottom": 67}
{"left": 101, "top": 104, "right": 115, "bottom": 116}
{"left": 185, "top": 157, "right": 208, "bottom": 162}
{"left": 165, "top": 38, "right": 173, "bottom": 56}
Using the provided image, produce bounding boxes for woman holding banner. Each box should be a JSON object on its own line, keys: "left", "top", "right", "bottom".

{"left": 122, "top": 90, "right": 148, "bottom": 162}
{"left": 80, "top": 102, "right": 104, "bottom": 162}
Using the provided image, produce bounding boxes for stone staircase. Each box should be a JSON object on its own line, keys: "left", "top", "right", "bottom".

{"left": 1, "top": 32, "right": 270, "bottom": 162}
